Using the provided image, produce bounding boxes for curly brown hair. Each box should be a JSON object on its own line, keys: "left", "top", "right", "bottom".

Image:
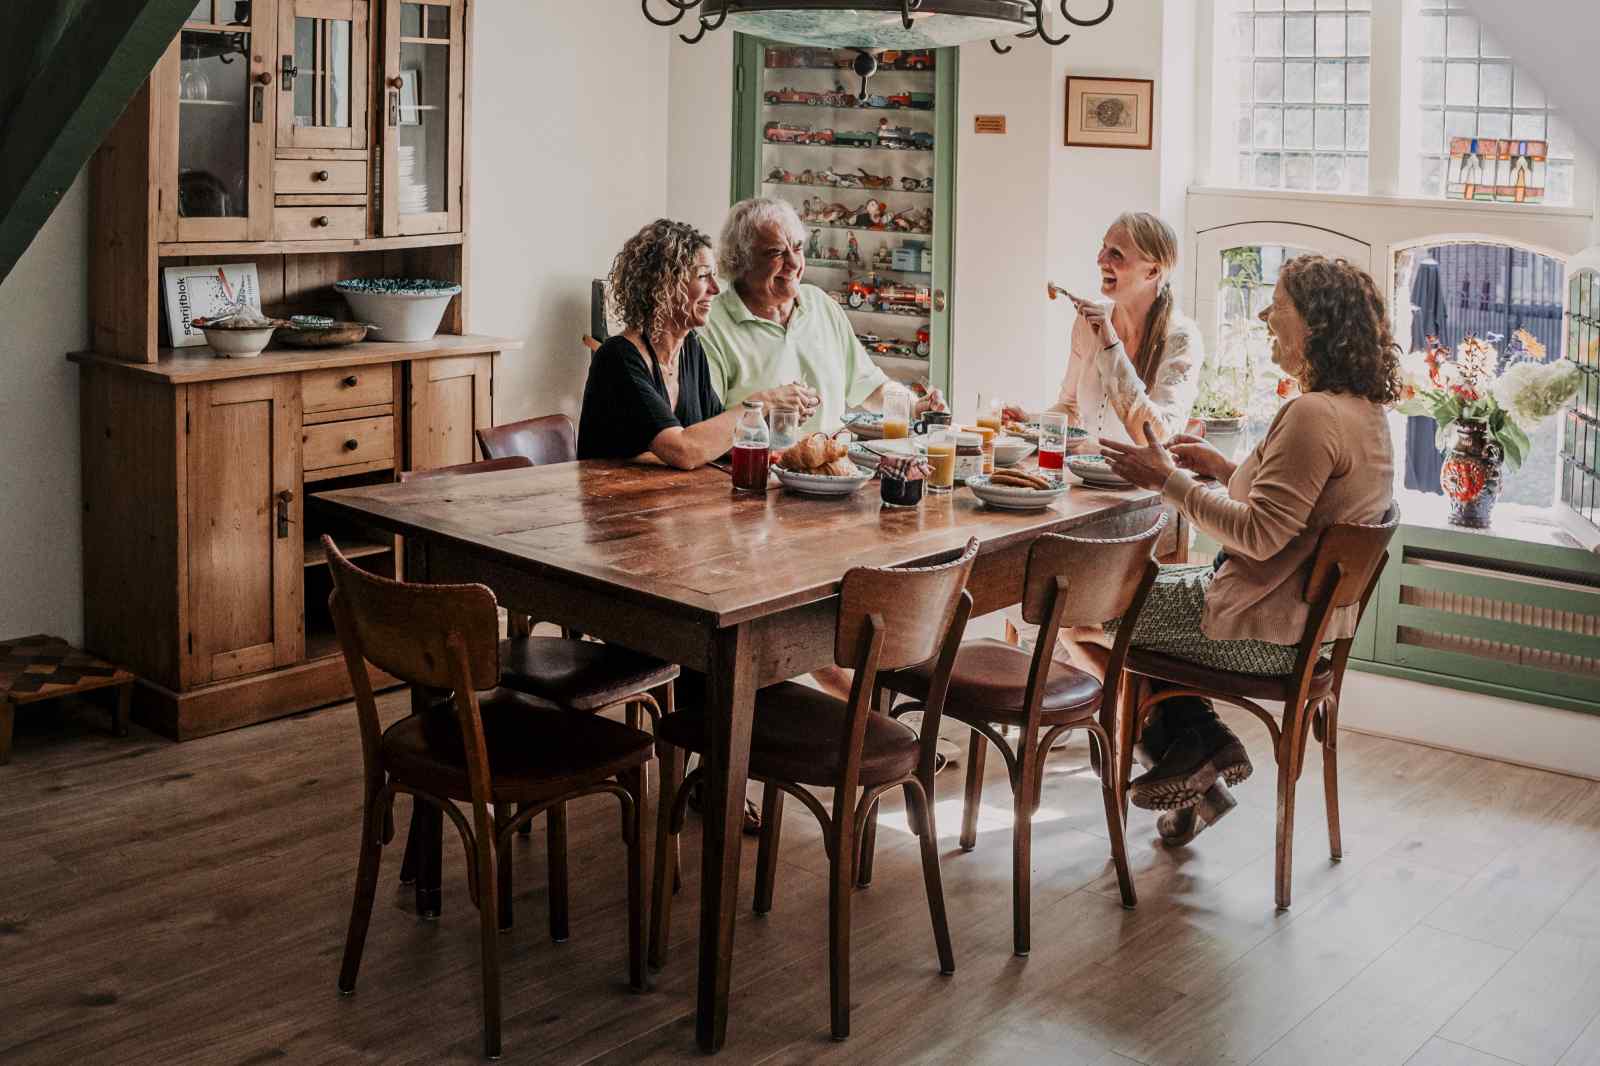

{"left": 1278, "top": 255, "right": 1403, "bottom": 405}
{"left": 607, "top": 219, "right": 713, "bottom": 344}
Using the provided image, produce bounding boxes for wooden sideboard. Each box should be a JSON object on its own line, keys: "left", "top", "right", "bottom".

{"left": 69, "top": 336, "right": 512, "bottom": 739}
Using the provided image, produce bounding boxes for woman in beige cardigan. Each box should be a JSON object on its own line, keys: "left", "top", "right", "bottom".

{"left": 1100, "top": 256, "right": 1401, "bottom": 843}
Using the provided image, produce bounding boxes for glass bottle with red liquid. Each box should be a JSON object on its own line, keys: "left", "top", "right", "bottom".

{"left": 731, "top": 399, "right": 771, "bottom": 493}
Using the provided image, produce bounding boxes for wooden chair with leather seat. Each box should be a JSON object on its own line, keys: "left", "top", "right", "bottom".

{"left": 393, "top": 459, "right": 678, "bottom": 940}
{"left": 475, "top": 414, "right": 577, "bottom": 468}
{"left": 650, "top": 539, "right": 980, "bottom": 1041}
{"left": 324, "top": 536, "right": 652, "bottom": 1060}
{"left": 871, "top": 518, "right": 1166, "bottom": 957}
{"left": 1119, "top": 505, "right": 1399, "bottom": 911}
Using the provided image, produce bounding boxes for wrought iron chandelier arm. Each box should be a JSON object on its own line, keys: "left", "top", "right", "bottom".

{"left": 680, "top": 4, "right": 729, "bottom": 44}
{"left": 1059, "top": 0, "right": 1114, "bottom": 28}
{"left": 900, "top": 0, "right": 924, "bottom": 31}
{"left": 990, "top": 38, "right": 1013, "bottom": 54}
{"left": 1030, "top": 0, "right": 1072, "bottom": 46}
{"left": 641, "top": 0, "right": 693, "bottom": 28}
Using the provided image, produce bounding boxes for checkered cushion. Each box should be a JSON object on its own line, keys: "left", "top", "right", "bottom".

{"left": 0, "top": 635, "right": 131, "bottom": 702}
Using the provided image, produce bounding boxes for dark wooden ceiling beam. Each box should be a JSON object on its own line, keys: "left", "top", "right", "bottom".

{"left": 0, "top": 0, "right": 195, "bottom": 285}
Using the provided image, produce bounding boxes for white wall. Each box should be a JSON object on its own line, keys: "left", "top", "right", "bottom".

{"left": 0, "top": 176, "right": 88, "bottom": 644}
{"left": 467, "top": 4, "right": 670, "bottom": 424}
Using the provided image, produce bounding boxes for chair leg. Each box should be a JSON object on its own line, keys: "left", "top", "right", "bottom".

{"left": 547, "top": 803, "right": 570, "bottom": 942}
{"left": 398, "top": 800, "right": 419, "bottom": 885}
{"left": 496, "top": 807, "right": 515, "bottom": 932}
{"left": 1273, "top": 709, "right": 1310, "bottom": 912}
{"left": 855, "top": 796, "right": 880, "bottom": 888}
{"left": 475, "top": 832, "right": 503, "bottom": 1059}
{"left": 1089, "top": 726, "right": 1137, "bottom": 909}
{"left": 1117, "top": 677, "right": 1142, "bottom": 825}
{"left": 649, "top": 743, "right": 684, "bottom": 970}
{"left": 959, "top": 727, "right": 986, "bottom": 851}
{"left": 1321, "top": 697, "right": 1343, "bottom": 861}
{"left": 624, "top": 765, "right": 649, "bottom": 992}
{"left": 516, "top": 801, "right": 532, "bottom": 838}
{"left": 908, "top": 780, "right": 955, "bottom": 976}
{"left": 111, "top": 683, "right": 131, "bottom": 737}
{"left": 507, "top": 611, "right": 533, "bottom": 638}
{"left": 337, "top": 793, "right": 386, "bottom": 994}
{"left": 1011, "top": 741, "right": 1036, "bottom": 957}
{"left": 753, "top": 781, "right": 784, "bottom": 915}
{"left": 828, "top": 814, "right": 856, "bottom": 1041}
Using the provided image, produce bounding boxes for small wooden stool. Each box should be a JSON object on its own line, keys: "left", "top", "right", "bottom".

{"left": 0, "top": 635, "right": 135, "bottom": 765}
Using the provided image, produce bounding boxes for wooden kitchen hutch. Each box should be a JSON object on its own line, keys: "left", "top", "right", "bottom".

{"left": 71, "top": 0, "right": 512, "bottom": 738}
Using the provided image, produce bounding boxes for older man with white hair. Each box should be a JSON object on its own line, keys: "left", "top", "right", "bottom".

{"left": 698, "top": 197, "right": 944, "bottom": 433}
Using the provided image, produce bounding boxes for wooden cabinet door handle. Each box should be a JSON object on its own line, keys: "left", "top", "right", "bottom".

{"left": 341, "top": 374, "right": 358, "bottom": 387}
{"left": 387, "top": 76, "right": 404, "bottom": 90}
{"left": 255, "top": 71, "right": 273, "bottom": 86}
{"left": 275, "top": 489, "right": 294, "bottom": 539}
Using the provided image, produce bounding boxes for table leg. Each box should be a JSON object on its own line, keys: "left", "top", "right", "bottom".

{"left": 696, "top": 624, "right": 757, "bottom": 1052}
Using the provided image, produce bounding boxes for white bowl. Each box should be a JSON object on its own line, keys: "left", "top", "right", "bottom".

{"left": 966, "top": 474, "right": 1069, "bottom": 511}
{"left": 992, "top": 435, "right": 1037, "bottom": 466}
{"left": 335, "top": 279, "right": 461, "bottom": 343}
{"left": 773, "top": 466, "right": 874, "bottom": 497}
{"left": 200, "top": 324, "right": 276, "bottom": 358}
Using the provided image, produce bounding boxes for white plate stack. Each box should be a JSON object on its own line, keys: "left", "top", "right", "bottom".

{"left": 396, "top": 145, "right": 431, "bottom": 214}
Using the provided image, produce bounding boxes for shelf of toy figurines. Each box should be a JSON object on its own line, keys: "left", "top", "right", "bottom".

{"left": 765, "top": 179, "right": 932, "bottom": 196}
{"left": 808, "top": 259, "right": 931, "bottom": 278}
{"left": 801, "top": 221, "right": 932, "bottom": 238}
{"left": 842, "top": 304, "right": 931, "bottom": 322}
{"left": 763, "top": 140, "right": 934, "bottom": 154}
{"left": 763, "top": 102, "right": 935, "bottom": 116}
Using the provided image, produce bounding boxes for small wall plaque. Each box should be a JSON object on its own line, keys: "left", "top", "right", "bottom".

{"left": 974, "top": 115, "right": 1007, "bottom": 135}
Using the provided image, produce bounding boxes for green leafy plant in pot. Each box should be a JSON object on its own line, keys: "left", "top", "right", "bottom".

{"left": 1396, "top": 329, "right": 1580, "bottom": 528}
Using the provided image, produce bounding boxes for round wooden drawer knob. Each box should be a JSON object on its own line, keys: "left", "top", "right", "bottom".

{"left": 312, "top": 215, "right": 331, "bottom": 228}
{"left": 314, "top": 170, "right": 331, "bottom": 182}
{"left": 342, "top": 375, "right": 359, "bottom": 388}
{"left": 343, "top": 439, "right": 360, "bottom": 452}
{"left": 388, "top": 76, "right": 404, "bottom": 89}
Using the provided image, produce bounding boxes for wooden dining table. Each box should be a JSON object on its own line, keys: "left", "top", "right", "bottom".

{"left": 314, "top": 459, "right": 1170, "bottom": 1052}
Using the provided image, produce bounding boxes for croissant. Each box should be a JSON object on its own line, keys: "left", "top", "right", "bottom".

{"left": 778, "top": 432, "right": 848, "bottom": 471}
{"left": 819, "top": 457, "right": 858, "bottom": 476}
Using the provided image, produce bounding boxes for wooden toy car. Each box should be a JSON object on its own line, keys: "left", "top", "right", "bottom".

{"left": 765, "top": 87, "right": 813, "bottom": 106}
{"left": 764, "top": 122, "right": 811, "bottom": 144}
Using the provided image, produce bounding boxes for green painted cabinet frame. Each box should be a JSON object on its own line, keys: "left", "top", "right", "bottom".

{"left": 730, "top": 34, "right": 958, "bottom": 399}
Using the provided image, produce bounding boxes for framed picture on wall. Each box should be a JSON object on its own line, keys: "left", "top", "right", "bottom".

{"left": 1064, "top": 77, "right": 1154, "bottom": 150}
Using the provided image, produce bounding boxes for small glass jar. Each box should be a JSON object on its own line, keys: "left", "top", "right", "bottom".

{"left": 880, "top": 472, "right": 924, "bottom": 507}
{"left": 731, "top": 399, "right": 770, "bottom": 494}
{"left": 953, "top": 431, "right": 984, "bottom": 483}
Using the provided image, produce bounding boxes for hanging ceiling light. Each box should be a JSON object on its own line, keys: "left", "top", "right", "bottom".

{"left": 643, "top": 0, "right": 1114, "bottom": 54}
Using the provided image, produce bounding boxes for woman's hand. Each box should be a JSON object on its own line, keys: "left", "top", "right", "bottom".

{"left": 1099, "top": 422, "right": 1176, "bottom": 491}
{"left": 758, "top": 381, "right": 820, "bottom": 421}
{"left": 1166, "top": 434, "right": 1235, "bottom": 482}
{"left": 913, "top": 387, "right": 947, "bottom": 417}
{"left": 1076, "top": 299, "right": 1122, "bottom": 349}
{"left": 1001, "top": 403, "right": 1029, "bottom": 423}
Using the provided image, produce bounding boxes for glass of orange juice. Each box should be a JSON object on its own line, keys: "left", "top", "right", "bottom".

{"left": 882, "top": 383, "right": 910, "bottom": 439}
{"left": 975, "top": 392, "right": 1003, "bottom": 434}
{"left": 925, "top": 429, "right": 956, "bottom": 492}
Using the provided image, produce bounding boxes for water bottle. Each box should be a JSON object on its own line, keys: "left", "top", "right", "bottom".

{"left": 731, "top": 399, "right": 770, "bottom": 493}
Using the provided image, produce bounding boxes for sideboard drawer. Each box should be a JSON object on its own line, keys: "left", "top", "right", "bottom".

{"left": 273, "top": 158, "right": 368, "bottom": 195}
{"left": 274, "top": 206, "right": 365, "bottom": 241}
{"left": 304, "top": 416, "right": 394, "bottom": 474}
{"left": 302, "top": 366, "right": 393, "bottom": 415}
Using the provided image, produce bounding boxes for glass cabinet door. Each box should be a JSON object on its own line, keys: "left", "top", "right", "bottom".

{"left": 277, "top": 0, "right": 369, "bottom": 150}
{"left": 163, "top": 0, "right": 277, "bottom": 242}
{"left": 380, "top": 0, "right": 463, "bottom": 235}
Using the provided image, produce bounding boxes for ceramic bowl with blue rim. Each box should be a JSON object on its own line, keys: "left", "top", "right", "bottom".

{"left": 334, "top": 278, "right": 462, "bottom": 342}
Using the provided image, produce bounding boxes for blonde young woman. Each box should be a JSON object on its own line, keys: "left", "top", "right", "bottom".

{"left": 1013, "top": 211, "right": 1203, "bottom": 446}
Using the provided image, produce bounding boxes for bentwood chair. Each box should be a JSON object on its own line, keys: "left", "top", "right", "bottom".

{"left": 872, "top": 519, "right": 1166, "bottom": 956}
{"left": 1119, "top": 505, "right": 1399, "bottom": 911}
{"left": 651, "top": 539, "right": 980, "bottom": 1040}
{"left": 324, "top": 537, "right": 652, "bottom": 1060}
{"left": 394, "top": 459, "right": 678, "bottom": 938}
{"left": 475, "top": 414, "right": 577, "bottom": 468}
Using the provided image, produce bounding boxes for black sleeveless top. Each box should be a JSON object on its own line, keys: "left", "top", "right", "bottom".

{"left": 576, "top": 333, "right": 725, "bottom": 460}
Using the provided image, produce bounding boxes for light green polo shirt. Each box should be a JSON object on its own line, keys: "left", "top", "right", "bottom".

{"left": 698, "top": 284, "right": 889, "bottom": 434}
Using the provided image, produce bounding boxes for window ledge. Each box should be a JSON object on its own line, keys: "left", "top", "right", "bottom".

{"left": 1188, "top": 184, "right": 1594, "bottom": 222}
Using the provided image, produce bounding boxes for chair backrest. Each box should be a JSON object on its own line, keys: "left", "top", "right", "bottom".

{"left": 324, "top": 534, "right": 501, "bottom": 693}
{"left": 1303, "top": 503, "right": 1401, "bottom": 612}
{"left": 835, "top": 538, "right": 980, "bottom": 672}
{"left": 475, "top": 415, "right": 576, "bottom": 466}
{"left": 1020, "top": 515, "right": 1170, "bottom": 629}
{"left": 397, "top": 455, "right": 534, "bottom": 483}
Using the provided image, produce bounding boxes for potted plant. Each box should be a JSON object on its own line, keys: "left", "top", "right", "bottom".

{"left": 1397, "top": 329, "right": 1581, "bottom": 528}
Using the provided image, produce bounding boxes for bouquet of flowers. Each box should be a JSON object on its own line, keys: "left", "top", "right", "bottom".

{"left": 1396, "top": 329, "right": 1581, "bottom": 470}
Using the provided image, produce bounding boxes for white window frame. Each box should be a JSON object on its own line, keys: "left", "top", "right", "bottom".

{"left": 1196, "top": 0, "right": 1596, "bottom": 210}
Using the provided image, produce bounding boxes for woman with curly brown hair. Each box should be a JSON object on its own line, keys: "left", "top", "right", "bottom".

{"left": 577, "top": 219, "right": 816, "bottom": 467}
{"left": 1097, "top": 256, "right": 1400, "bottom": 844}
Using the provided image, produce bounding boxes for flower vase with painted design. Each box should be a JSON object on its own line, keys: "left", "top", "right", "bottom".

{"left": 1440, "top": 420, "right": 1503, "bottom": 528}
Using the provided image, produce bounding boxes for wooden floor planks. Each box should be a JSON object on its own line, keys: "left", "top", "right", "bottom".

{"left": 3, "top": 686, "right": 1600, "bottom": 1066}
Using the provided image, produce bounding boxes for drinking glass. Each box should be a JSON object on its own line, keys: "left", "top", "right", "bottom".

{"left": 769, "top": 405, "right": 800, "bottom": 452}
{"left": 1038, "top": 411, "right": 1068, "bottom": 479}
{"left": 925, "top": 429, "right": 956, "bottom": 493}
{"left": 882, "top": 382, "right": 910, "bottom": 439}
{"left": 975, "top": 392, "right": 1003, "bottom": 434}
